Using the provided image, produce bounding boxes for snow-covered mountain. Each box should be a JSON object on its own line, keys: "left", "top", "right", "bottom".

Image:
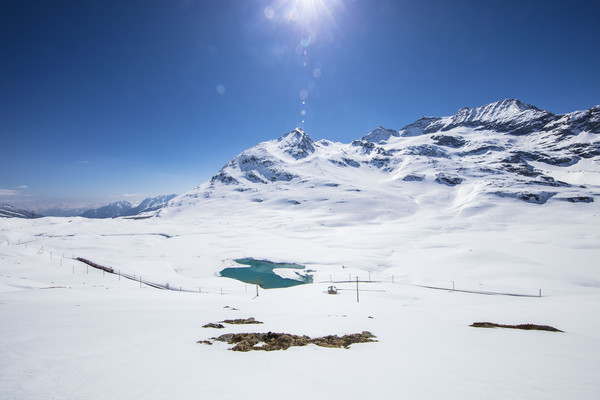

{"left": 80, "top": 201, "right": 134, "bottom": 219}
{"left": 36, "top": 205, "right": 89, "bottom": 217}
{"left": 123, "top": 194, "right": 177, "bottom": 216}
{"left": 164, "top": 99, "right": 599, "bottom": 219}
{"left": 80, "top": 194, "right": 176, "bottom": 219}
{"left": 0, "top": 204, "right": 42, "bottom": 219}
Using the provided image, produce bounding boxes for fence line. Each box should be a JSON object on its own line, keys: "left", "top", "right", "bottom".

{"left": 75, "top": 257, "right": 210, "bottom": 293}
{"left": 323, "top": 273, "right": 543, "bottom": 298}
{"left": 10, "top": 239, "right": 545, "bottom": 298}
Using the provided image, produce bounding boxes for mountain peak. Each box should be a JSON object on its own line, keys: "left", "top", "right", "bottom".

{"left": 276, "top": 128, "right": 315, "bottom": 159}
{"left": 445, "top": 98, "right": 554, "bottom": 135}
{"left": 362, "top": 126, "right": 400, "bottom": 143}
{"left": 453, "top": 99, "right": 550, "bottom": 123}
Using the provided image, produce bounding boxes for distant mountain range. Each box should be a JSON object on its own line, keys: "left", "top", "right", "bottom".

{"left": 79, "top": 195, "right": 177, "bottom": 219}
{"left": 1, "top": 195, "right": 177, "bottom": 219}
{"left": 162, "top": 99, "right": 599, "bottom": 219}
{"left": 0, "top": 204, "right": 41, "bottom": 219}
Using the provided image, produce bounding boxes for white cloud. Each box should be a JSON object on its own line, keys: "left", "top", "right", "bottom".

{"left": 0, "top": 189, "right": 20, "bottom": 196}
{"left": 79, "top": 160, "right": 89, "bottom": 164}
{"left": 18, "top": 185, "right": 28, "bottom": 189}
{"left": 123, "top": 193, "right": 146, "bottom": 198}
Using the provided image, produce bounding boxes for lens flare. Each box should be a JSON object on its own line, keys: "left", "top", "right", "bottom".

{"left": 263, "top": 0, "right": 345, "bottom": 128}
{"left": 264, "top": 6, "right": 275, "bottom": 19}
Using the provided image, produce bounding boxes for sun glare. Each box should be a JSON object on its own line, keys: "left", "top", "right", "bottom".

{"left": 264, "top": 0, "right": 342, "bottom": 27}
{"left": 262, "top": 0, "right": 345, "bottom": 129}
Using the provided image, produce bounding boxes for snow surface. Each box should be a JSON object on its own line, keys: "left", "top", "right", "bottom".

{"left": 1, "top": 198, "right": 599, "bottom": 399}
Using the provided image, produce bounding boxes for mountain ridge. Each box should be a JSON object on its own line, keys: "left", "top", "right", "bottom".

{"left": 163, "top": 99, "right": 599, "bottom": 219}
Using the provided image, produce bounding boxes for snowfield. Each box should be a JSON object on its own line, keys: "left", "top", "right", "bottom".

{"left": 1, "top": 198, "right": 599, "bottom": 400}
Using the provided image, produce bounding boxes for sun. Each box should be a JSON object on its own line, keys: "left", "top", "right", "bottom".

{"left": 264, "top": 0, "right": 342, "bottom": 28}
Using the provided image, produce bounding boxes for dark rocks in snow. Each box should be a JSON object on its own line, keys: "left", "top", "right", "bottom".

{"left": 565, "top": 143, "right": 600, "bottom": 158}
{"left": 403, "top": 174, "right": 425, "bottom": 182}
{"left": 220, "top": 317, "right": 263, "bottom": 325}
{"left": 531, "top": 176, "right": 571, "bottom": 187}
{"left": 435, "top": 173, "right": 464, "bottom": 186}
{"left": 505, "top": 151, "right": 580, "bottom": 167}
{"left": 351, "top": 140, "right": 376, "bottom": 155}
{"left": 239, "top": 155, "right": 273, "bottom": 167}
{"left": 246, "top": 172, "right": 268, "bottom": 184}
{"left": 459, "top": 145, "right": 506, "bottom": 156}
{"left": 329, "top": 158, "right": 360, "bottom": 168}
{"left": 343, "top": 158, "right": 361, "bottom": 168}
{"left": 269, "top": 172, "right": 297, "bottom": 182}
{"left": 564, "top": 196, "right": 594, "bottom": 203}
{"left": 471, "top": 322, "right": 563, "bottom": 332}
{"left": 209, "top": 331, "right": 377, "bottom": 352}
{"left": 203, "top": 323, "right": 225, "bottom": 329}
{"left": 211, "top": 171, "right": 239, "bottom": 185}
{"left": 370, "top": 157, "right": 391, "bottom": 169}
{"left": 494, "top": 191, "right": 557, "bottom": 204}
{"left": 502, "top": 163, "right": 541, "bottom": 177}
{"left": 431, "top": 135, "right": 466, "bottom": 148}
{"left": 406, "top": 144, "right": 449, "bottom": 158}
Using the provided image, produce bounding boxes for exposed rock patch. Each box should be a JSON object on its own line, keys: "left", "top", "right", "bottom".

{"left": 220, "top": 317, "right": 263, "bottom": 325}
{"left": 203, "top": 323, "right": 225, "bottom": 329}
{"left": 564, "top": 196, "right": 594, "bottom": 203}
{"left": 471, "top": 322, "right": 563, "bottom": 332}
{"left": 431, "top": 135, "right": 466, "bottom": 148}
{"left": 207, "top": 331, "right": 377, "bottom": 352}
{"left": 435, "top": 173, "right": 464, "bottom": 186}
{"left": 403, "top": 174, "right": 424, "bottom": 182}
{"left": 494, "top": 191, "right": 556, "bottom": 204}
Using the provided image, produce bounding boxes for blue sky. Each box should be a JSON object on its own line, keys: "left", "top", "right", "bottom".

{"left": 1, "top": 0, "right": 599, "bottom": 209}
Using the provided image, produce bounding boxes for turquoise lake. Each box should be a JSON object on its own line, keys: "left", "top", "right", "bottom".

{"left": 220, "top": 258, "right": 313, "bottom": 289}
